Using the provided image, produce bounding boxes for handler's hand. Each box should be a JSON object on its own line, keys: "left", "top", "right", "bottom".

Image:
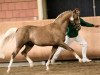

{"left": 94, "top": 25, "right": 100, "bottom": 27}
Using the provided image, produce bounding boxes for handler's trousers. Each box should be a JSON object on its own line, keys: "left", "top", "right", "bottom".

{"left": 51, "top": 35, "right": 89, "bottom": 63}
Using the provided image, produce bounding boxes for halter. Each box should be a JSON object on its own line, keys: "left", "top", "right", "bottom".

{"left": 69, "top": 11, "right": 81, "bottom": 31}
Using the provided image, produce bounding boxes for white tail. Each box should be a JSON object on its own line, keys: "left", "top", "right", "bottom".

{"left": 0, "top": 27, "right": 18, "bottom": 59}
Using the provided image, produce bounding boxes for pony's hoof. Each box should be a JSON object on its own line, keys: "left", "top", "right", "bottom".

{"left": 46, "top": 66, "right": 50, "bottom": 71}
{"left": 30, "top": 63, "right": 34, "bottom": 68}
{"left": 79, "top": 59, "right": 82, "bottom": 63}
{"left": 7, "top": 69, "right": 10, "bottom": 74}
{"left": 46, "top": 68, "right": 50, "bottom": 71}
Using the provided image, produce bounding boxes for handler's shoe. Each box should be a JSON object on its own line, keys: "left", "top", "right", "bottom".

{"left": 82, "top": 58, "right": 92, "bottom": 63}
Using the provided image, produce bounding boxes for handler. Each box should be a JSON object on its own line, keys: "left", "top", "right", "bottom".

{"left": 51, "top": 17, "right": 100, "bottom": 63}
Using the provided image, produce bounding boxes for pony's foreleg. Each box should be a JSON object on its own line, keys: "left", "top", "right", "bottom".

{"left": 72, "top": 52, "right": 82, "bottom": 62}
{"left": 46, "top": 45, "right": 58, "bottom": 71}
{"left": 21, "top": 45, "right": 34, "bottom": 68}
{"left": 26, "top": 56, "right": 34, "bottom": 67}
{"left": 60, "top": 42, "right": 82, "bottom": 62}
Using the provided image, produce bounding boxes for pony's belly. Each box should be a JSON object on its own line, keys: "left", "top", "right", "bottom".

{"left": 33, "top": 39, "right": 56, "bottom": 46}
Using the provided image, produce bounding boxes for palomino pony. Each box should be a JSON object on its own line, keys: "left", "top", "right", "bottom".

{"left": 2, "top": 9, "right": 81, "bottom": 73}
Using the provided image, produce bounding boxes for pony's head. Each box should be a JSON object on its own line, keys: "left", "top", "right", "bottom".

{"left": 54, "top": 8, "right": 81, "bottom": 31}
{"left": 70, "top": 8, "right": 81, "bottom": 30}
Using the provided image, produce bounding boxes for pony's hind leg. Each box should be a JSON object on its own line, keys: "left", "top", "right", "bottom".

{"left": 21, "top": 42, "right": 34, "bottom": 67}
{"left": 7, "top": 55, "right": 13, "bottom": 73}
{"left": 60, "top": 42, "right": 82, "bottom": 62}
{"left": 7, "top": 48, "right": 21, "bottom": 73}
{"left": 46, "top": 45, "right": 58, "bottom": 71}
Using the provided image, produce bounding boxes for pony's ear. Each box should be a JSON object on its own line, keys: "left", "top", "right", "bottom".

{"left": 73, "top": 8, "right": 80, "bottom": 13}
{"left": 75, "top": 8, "right": 80, "bottom": 11}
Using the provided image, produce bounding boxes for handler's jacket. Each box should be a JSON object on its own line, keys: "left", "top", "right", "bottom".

{"left": 66, "top": 18, "right": 94, "bottom": 38}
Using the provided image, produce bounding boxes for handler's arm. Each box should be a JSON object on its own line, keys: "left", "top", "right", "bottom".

{"left": 80, "top": 18, "right": 94, "bottom": 27}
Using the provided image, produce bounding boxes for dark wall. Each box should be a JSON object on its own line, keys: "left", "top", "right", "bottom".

{"left": 47, "top": 0, "right": 99, "bottom": 19}
{"left": 95, "top": 0, "right": 100, "bottom": 16}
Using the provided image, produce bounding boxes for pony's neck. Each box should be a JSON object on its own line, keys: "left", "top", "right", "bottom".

{"left": 54, "top": 11, "right": 72, "bottom": 34}
{"left": 54, "top": 11, "right": 72, "bottom": 25}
